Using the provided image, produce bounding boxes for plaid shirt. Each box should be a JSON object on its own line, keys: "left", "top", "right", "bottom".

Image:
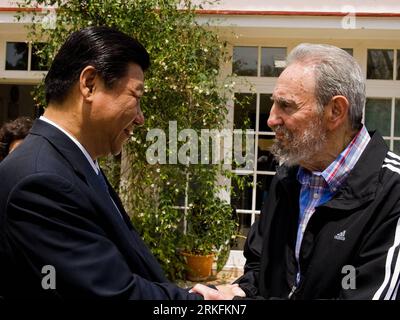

{"left": 295, "top": 125, "right": 371, "bottom": 284}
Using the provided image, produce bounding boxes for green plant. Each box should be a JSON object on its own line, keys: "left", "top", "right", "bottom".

{"left": 183, "top": 195, "right": 236, "bottom": 256}
{"left": 182, "top": 168, "right": 238, "bottom": 257}
{"left": 175, "top": 164, "right": 239, "bottom": 277}
{"left": 185, "top": 197, "right": 238, "bottom": 269}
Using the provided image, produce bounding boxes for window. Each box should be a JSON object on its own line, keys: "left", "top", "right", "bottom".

{"left": 367, "top": 49, "right": 394, "bottom": 80}
{"left": 394, "top": 99, "right": 400, "bottom": 154}
{"left": 0, "top": 84, "right": 38, "bottom": 124}
{"left": 397, "top": 51, "right": 400, "bottom": 81}
{"left": 231, "top": 174, "right": 253, "bottom": 211}
{"left": 232, "top": 46, "right": 258, "bottom": 76}
{"left": 234, "top": 93, "right": 256, "bottom": 130}
{"left": 233, "top": 46, "right": 287, "bottom": 78}
{"left": 365, "top": 98, "right": 391, "bottom": 136}
{"left": 231, "top": 93, "right": 277, "bottom": 250}
{"left": 6, "top": 42, "right": 28, "bottom": 70}
{"left": 364, "top": 98, "right": 400, "bottom": 152}
{"left": 342, "top": 48, "right": 353, "bottom": 56}
{"left": 261, "top": 47, "right": 286, "bottom": 77}
{"left": 5, "top": 41, "right": 47, "bottom": 71}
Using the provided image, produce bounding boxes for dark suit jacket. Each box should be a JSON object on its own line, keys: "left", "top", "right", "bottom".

{"left": 0, "top": 119, "right": 199, "bottom": 299}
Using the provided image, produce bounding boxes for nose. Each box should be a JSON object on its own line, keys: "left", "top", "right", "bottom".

{"left": 267, "top": 103, "right": 283, "bottom": 128}
{"left": 134, "top": 103, "right": 145, "bottom": 126}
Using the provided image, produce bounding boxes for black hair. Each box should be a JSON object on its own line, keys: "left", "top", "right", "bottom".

{"left": 44, "top": 26, "right": 150, "bottom": 104}
{"left": 0, "top": 116, "right": 33, "bottom": 161}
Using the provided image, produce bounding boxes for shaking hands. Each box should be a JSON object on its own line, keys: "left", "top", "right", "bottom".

{"left": 190, "top": 283, "right": 246, "bottom": 300}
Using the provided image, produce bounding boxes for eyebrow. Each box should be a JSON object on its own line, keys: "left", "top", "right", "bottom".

{"left": 271, "top": 96, "right": 296, "bottom": 106}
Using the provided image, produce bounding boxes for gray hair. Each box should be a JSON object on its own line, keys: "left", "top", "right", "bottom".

{"left": 286, "top": 43, "right": 365, "bottom": 130}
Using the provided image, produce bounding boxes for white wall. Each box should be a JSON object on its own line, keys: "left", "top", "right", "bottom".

{"left": 196, "top": 0, "right": 400, "bottom": 13}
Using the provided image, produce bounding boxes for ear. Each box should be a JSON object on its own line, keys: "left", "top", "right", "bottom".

{"left": 79, "top": 66, "right": 97, "bottom": 102}
{"left": 325, "top": 95, "right": 350, "bottom": 131}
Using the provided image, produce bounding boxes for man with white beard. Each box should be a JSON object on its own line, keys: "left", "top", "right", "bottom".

{"left": 192, "top": 43, "right": 400, "bottom": 300}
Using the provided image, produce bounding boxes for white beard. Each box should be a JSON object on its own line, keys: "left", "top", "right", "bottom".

{"left": 270, "top": 117, "right": 327, "bottom": 167}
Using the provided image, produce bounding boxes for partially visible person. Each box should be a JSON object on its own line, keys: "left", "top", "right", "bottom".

{"left": 0, "top": 116, "right": 33, "bottom": 161}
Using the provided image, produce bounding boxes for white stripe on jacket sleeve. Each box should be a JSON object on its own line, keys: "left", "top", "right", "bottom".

{"left": 372, "top": 217, "right": 400, "bottom": 300}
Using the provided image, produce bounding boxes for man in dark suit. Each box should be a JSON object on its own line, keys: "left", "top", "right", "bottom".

{"left": 0, "top": 26, "right": 218, "bottom": 299}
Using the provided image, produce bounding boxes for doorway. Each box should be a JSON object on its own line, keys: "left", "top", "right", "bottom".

{"left": 0, "top": 84, "right": 39, "bottom": 126}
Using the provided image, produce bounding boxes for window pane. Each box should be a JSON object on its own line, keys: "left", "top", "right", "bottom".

{"left": 233, "top": 46, "right": 258, "bottom": 76}
{"left": 384, "top": 139, "right": 391, "bottom": 150}
{"left": 259, "top": 94, "right": 273, "bottom": 132}
{"left": 31, "top": 43, "right": 47, "bottom": 71}
{"left": 234, "top": 93, "right": 256, "bottom": 130}
{"left": 365, "top": 98, "right": 391, "bottom": 136}
{"left": 341, "top": 48, "right": 353, "bottom": 56}
{"left": 256, "top": 174, "right": 274, "bottom": 210}
{"left": 1, "top": 84, "right": 37, "bottom": 122}
{"left": 367, "top": 49, "right": 394, "bottom": 80}
{"left": 257, "top": 136, "right": 277, "bottom": 172}
{"left": 232, "top": 131, "right": 255, "bottom": 171}
{"left": 394, "top": 141, "right": 400, "bottom": 155}
{"left": 6, "top": 42, "right": 28, "bottom": 70}
{"left": 397, "top": 51, "right": 400, "bottom": 80}
{"left": 231, "top": 212, "right": 252, "bottom": 250}
{"left": 395, "top": 99, "right": 400, "bottom": 136}
{"left": 261, "top": 47, "right": 286, "bottom": 77}
{"left": 231, "top": 175, "right": 253, "bottom": 210}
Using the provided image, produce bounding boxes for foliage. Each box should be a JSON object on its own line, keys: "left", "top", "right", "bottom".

{"left": 98, "top": 154, "right": 121, "bottom": 191}
{"left": 19, "top": 0, "right": 245, "bottom": 280}
{"left": 183, "top": 169, "right": 238, "bottom": 257}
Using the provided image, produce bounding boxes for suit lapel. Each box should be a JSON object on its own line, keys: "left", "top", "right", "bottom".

{"left": 99, "top": 169, "right": 134, "bottom": 229}
{"left": 84, "top": 170, "right": 166, "bottom": 279}
{"left": 99, "top": 172, "right": 166, "bottom": 278}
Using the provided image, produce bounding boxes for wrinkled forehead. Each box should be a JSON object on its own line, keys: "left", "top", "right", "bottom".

{"left": 273, "top": 63, "right": 317, "bottom": 100}
{"left": 279, "top": 63, "right": 316, "bottom": 88}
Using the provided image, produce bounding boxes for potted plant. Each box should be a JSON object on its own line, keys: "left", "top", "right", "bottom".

{"left": 180, "top": 168, "right": 238, "bottom": 281}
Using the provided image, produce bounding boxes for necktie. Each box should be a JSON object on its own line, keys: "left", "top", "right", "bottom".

{"left": 97, "top": 171, "right": 110, "bottom": 195}
{"left": 97, "top": 171, "right": 124, "bottom": 220}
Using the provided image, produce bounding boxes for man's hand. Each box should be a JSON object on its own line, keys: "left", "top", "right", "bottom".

{"left": 190, "top": 283, "right": 246, "bottom": 300}
{"left": 216, "top": 283, "right": 246, "bottom": 299}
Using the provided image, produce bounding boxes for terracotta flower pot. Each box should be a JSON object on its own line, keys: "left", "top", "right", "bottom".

{"left": 181, "top": 252, "right": 214, "bottom": 282}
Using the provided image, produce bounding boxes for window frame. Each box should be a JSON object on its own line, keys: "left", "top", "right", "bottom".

{"left": 0, "top": 38, "right": 47, "bottom": 84}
